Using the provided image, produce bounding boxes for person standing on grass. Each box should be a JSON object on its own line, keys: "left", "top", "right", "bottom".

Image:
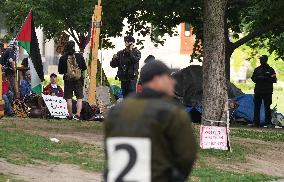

{"left": 104, "top": 60, "right": 197, "bottom": 182}
{"left": 110, "top": 35, "right": 141, "bottom": 98}
{"left": 251, "top": 55, "right": 277, "bottom": 127}
{"left": 58, "top": 40, "right": 87, "bottom": 120}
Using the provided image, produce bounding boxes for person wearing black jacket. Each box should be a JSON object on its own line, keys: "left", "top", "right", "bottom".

{"left": 105, "top": 61, "right": 197, "bottom": 182}
{"left": 251, "top": 55, "right": 277, "bottom": 127}
{"left": 110, "top": 36, "right": 141, "bottom": 98}
{"left": 58, "top": 40, "right": 87, "bottom": 120}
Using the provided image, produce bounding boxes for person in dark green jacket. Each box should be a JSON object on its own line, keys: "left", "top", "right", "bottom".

{"left": 104, "top": 60, "right": 197, "bottom": 182}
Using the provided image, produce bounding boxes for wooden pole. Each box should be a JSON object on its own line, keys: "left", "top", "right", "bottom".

{"left": 0, "top": 65, "right": 5, "bottom": 118}
{"left": 88, "top": 0, "right": 102, "bottom": 105}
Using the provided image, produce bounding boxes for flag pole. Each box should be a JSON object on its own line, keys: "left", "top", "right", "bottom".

{"left": 88, "top": 0, "right": 102, "bottom": 105}
{"left": 0, "top": 65, "right": 5, "bottom": 118}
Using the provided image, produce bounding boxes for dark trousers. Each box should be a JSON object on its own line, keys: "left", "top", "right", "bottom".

{"left": 121, "top": 80, "right": 137, "bottom": 98}
{"left": 253, "top": 93, "right": 272, "bottom": 126}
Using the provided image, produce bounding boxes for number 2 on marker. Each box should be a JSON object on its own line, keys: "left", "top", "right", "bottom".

{"left": 106, "top": 137, "right": 151, "bottom": 182}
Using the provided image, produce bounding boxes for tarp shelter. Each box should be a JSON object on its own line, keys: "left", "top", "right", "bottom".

{"left": 173, "top": 65, "right": 243, "bottom": 106}
{"left": 233, "top": 94, "right": 265, "bottom": 124}
{"left": 173, "top": 65, "right": 268, "bottom": 124}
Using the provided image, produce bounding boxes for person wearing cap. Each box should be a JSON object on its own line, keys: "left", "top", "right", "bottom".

{"left": 43, "top": 73, "right": 64, "bottom": 97}
{"left": 136, "top": 55, "right": 156, "bottom": 93}
{"left": 251, "top": 55, "right": 277, "bottom": 127}
{"left": 110, "top": 35, "right": 141, "bottom": 98}
{"left": 2, "top": 40, "right": 17, "bottom": 96}
{"left": 104, "top": 60, "right": 197, "bottom": 182}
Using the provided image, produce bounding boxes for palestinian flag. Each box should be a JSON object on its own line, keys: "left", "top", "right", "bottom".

{"left": 16, "top": 10, "right": 44, "bottom": 94}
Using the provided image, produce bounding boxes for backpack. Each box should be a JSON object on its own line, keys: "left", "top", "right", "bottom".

{"left": 65, "top": 55, "right": 81, "bottom": 80}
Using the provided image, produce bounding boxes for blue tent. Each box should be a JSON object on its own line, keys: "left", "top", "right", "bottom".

{"left": 185, "top": 94, "right": 266, "bottom": 124}
{"left": 233, "top": 94, "right": 265, "bottom": 124}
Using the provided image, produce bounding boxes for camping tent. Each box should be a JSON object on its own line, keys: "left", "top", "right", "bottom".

{"left": 173, "top": 65, "right": 243, "bottom": 106}
{"left": 173, "top": 65, "right": 267, "bottom": 124}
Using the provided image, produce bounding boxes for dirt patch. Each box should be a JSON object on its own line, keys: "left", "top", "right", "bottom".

{"left": 26, "top": 130, "right": 103, "bottom": 146}
{"left": 0, "top": 158, "right": 102, "bottom": 182}
{"left": 1, "top": 118, "right": 103, "bottom": 146}
{"left": 207, "top": 137, "right": 284, "bottom": 177}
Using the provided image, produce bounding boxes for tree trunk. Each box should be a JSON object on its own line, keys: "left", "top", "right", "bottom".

{"left": 202, "top": 0, "right": 228, "bottom": 125}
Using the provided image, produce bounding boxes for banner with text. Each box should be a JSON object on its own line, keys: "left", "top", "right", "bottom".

{"left": 42, "top": 95, "right": 68, "bottom": 118}
{"left": 200, "top": 125, "right": 229, "bottom": 150}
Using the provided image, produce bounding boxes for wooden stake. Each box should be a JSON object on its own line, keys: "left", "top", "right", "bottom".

{"left": 88, "top": 0, "right": 102, "bottom": 105}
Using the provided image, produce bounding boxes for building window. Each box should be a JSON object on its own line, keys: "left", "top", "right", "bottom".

{"left": 185, "top": 23, "right": 191, "bottom": 37}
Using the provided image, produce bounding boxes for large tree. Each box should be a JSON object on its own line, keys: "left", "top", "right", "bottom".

{"left": 2, "top": 0, "right": 284, "bottom": 66}
{"left": 1, "top": 0, "right": 283, "bottom": 124}
{"left": 203, "top": 0, "right": 228, "bottom": 124}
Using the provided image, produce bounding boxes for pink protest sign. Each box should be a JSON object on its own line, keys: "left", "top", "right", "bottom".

{"left": 200, "top": 125, "right": 229, "bottom": 150}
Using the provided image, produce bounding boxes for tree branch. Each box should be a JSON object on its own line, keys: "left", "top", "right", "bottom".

{"left": 68, "top": 28, "right": 80, "bottom": 46}
{"left": 232, "top": 20, "right": 284, "bottom": 50}
{"left": 63, "top": 18, "right": 80, "bottom": 46}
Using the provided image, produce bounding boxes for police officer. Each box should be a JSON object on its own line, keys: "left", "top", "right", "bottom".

{"left": 110, "top": 36, "right": 141, "bottom": 98}
{"left": 104, "top": 60, "right": 197, "bottom": 182}
{"left": 251, "top": 55, "right": 277, "bottom": 127}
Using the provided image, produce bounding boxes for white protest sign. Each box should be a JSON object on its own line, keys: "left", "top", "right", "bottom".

{"left": 42, "top": 95, "right": 69, "bottom": 118}
{"left": 200, "top": 125, "right": 229, "bottom": 150}
{"left": 107, "top": 137, "right": 151, "bottom": 182}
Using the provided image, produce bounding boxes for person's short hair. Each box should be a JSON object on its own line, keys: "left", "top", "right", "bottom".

{"left": 144, "top": 55, "right": 155, "bottom": 63}
{"left": 124, "top": 35, "right": 135, "bottom": 43}
{"left": 64, "top": 40, "right": 76, "bottom": 54}
{"left": 50, "top": 73, "right": 57, "bottom": 78}
{"left": 260, "top": 55, "right": 268, "bottom": 62}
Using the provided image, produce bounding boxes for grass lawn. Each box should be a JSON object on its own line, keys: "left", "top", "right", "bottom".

{"left": 273, "top": 91, "right": 284, "bottom": 114}
{"left": 230, "top": 128, "right": 284, "bottom": 142}
{"left": 0, "top": 128, "right": 104, "bottom": 172}
{"left": 0, "top": 173, "right": 25, "bottom": 182}
{"left": 190, "top": 168, "right": 277, "bottom": 182}
{"left": 0, "top": 119, "right": 281, "bottom": 182}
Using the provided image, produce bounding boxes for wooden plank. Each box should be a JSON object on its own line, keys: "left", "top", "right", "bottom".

{"left": 88, "top": 0, "right": 102, "bottom": 105}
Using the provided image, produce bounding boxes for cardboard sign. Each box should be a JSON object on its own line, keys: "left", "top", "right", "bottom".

{"left": 42, "top": 95, "right": 69, "bottom": 118}
{"left": 55, "top": 33, "right": 69, "bottom": 54}
{"left": 107, "top": 137, "right": 151, "bottom": 182}
{"left": 200, "top": 125, "right": 229, "bottom": 150}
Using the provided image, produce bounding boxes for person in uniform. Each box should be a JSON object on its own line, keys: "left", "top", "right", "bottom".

{"left": 104, "top": 60, "right": 197, "bottom": 182}
{"left": 251, "top": 55, "right": 277, "bottom": 127}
